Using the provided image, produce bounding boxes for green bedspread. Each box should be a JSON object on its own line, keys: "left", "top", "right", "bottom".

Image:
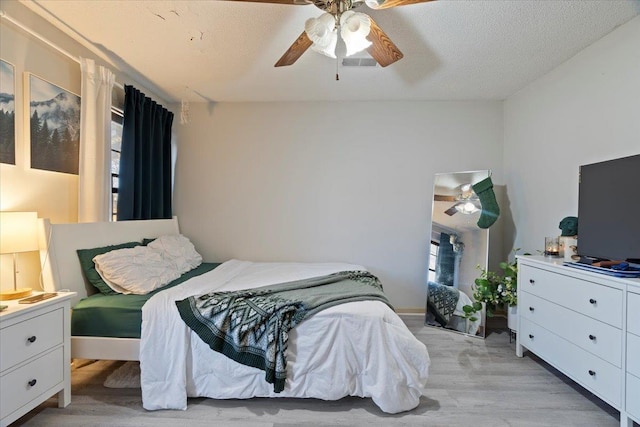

{"left": 71, "top": 263, "right": 220, "bottom": 338}
{"left": 175, "top": 270, "right": 393, "bottom": 393}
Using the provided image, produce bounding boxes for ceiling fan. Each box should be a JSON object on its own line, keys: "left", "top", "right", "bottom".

{"left": 230, "top": 0, "right": 436, "bottom": 68}
{"left": 434, "top": 183, "right": 481, "bottom": 216}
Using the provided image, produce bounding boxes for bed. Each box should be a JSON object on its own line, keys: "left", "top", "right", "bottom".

{"left": 39, "top": 217, "right": 430, "bottom": 414}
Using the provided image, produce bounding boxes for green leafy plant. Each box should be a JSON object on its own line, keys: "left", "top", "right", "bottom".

{"left": 463, "top": 249, "right": 524, "bottom": 318}
{"left": 462, "top": 303, "right": 480, "bottom": 323}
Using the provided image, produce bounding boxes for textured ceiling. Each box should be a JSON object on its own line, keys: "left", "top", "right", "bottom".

{"left": 20, "top": 0, "right": 640, "bottom": 103}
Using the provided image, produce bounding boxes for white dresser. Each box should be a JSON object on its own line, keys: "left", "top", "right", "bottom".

{"left": 516, "top": 256, "right": 639, "bottom": 427}
{"left": 0, "top": 292, "right": 75, "bottom": 427}
{"left": 627, "top": 289, "right": 640, "bottom": 423}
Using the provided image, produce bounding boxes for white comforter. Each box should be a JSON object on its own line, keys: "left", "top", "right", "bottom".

{"left": 140, "top": 259, "right": 430, "bottom": 414}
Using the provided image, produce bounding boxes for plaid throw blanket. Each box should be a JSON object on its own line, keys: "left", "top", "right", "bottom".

{"left": 175, "top": 270, "right": 393, "bottom": 393}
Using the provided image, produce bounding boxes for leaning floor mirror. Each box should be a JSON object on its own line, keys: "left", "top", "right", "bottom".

{"left": 425, "top": 170, "right": 490, "bottom": 338}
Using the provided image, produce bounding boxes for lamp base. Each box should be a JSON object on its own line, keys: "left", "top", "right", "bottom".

{"left": 0, "top": 288, "right": 32, "bottom": 301}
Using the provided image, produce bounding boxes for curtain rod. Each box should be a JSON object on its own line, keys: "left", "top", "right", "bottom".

{"left": 0, "top": 9, "right": 124, "bottom": 91}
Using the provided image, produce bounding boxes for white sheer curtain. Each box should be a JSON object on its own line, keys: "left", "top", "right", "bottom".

{"left": 78, "top": 58, "right": 116, "bottom": 222}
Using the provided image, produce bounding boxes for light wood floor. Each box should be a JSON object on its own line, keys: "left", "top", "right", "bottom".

{"left": 12, "top": 315, "right": 630, "bottom": 427}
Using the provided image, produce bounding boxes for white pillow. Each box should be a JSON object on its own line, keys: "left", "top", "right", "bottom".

{"left": 147, "top": 234, "right": 202, "bottom": 272}
{"left": 93, "top": 234, "right": 202, "bottom": 295}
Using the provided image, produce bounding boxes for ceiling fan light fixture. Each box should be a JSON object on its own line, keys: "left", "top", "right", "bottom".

{"left": 340, "top": 11, "right": 373, "bottom": 57}
{"left": 305, "top": 13, "right": 338, "bottom": 58}
{"left": 363, "top": 0, "right": 386, "bottom": 9}
{"left": 455, "top": 201, "right": 480, "bottom": 215}
{"left": 310, "top": 32, "right": 338, "bottom": 58}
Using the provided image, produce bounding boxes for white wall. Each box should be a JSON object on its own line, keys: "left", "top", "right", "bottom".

{"left": 0, "top": 7, "right": 82, "bottom": 224}
{"left": 173, "top": 101, "right": 503, "bottom": 310}
{"left": 504, "top": 16, "right": 640, "bottom": 256}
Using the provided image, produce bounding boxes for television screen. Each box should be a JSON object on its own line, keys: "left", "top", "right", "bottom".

{"left": 577, "top": 154, "right": 640, "bottom": 263}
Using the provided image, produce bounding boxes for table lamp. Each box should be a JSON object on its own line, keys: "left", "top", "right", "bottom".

{"left": 0, "top": 211, "right": 38, "bottom": 300}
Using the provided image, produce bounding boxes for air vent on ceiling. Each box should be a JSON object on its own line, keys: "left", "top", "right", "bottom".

{"left": 342, "top": 57, "right": 377, "bottom": 67}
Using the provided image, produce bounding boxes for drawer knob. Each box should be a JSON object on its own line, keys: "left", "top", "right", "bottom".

{"left": 589, "top": 298, "right": 597, "bottom": 305}
{"left": 588, "top": 370, "right": 596, "bottom": 377}
{"left": 589, "top": 334, "right": 596, "bottom": 341}
{"left": 529, "top": 307, "right": 535, "bottom": 312}
{"left": 528, "top": 334, "right": 534, "bottom": 339}
{"left": 529, "top": 279, "right": 535, "bottom": 284}
{"left": 28, "top": 379, "right": 37, "bottom": 387}
{"left": 27, "top": 336, "right": 37, "bottom": 344}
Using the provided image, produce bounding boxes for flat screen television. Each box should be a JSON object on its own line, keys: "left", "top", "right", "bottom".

{"left": 577, "top": 154, "right": 640, "bottom": 263}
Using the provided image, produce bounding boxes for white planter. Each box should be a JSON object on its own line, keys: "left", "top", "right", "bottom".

{"left": 507, "top": 305, "right": 518, "bottom": 332}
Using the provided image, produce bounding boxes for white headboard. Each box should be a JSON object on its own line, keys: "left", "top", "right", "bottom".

{"left": 39, "top": 217, "right": 180, "bottom": 306}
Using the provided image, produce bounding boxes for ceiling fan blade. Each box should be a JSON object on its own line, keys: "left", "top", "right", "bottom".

{"left": 445, "top": 202, "right": 462, "bottom": 216}
{"left": 365, "top": 0, "right": 436, "bottom": 10}
{"left": 228, "top": 0, "right": 312, "bottom": 4}
{"left": 275, "top": 31, "right": 313, "bottom": 67}
{"left": 434, "top": 194, "right": 456, "bottom": 202}
{"left": 366, "top": 18, "right": 403, "bottom": 67}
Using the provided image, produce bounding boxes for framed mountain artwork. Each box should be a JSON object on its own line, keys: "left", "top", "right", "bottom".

{"left": 0, "top": 59, "right": 16, "bottom": 165}
{"left": 27, "top": 73, "right": 81, "bottom": 174}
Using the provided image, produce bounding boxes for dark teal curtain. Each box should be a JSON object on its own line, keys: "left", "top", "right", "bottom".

{"left": 436, "top": 232, "right": 455, "bottom": 286}
{"left": 117, "top": 85, "right": 173, "bottom": 220}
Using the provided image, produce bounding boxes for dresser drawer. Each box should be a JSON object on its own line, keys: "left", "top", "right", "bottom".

{"left": 520, "top": 292, "right": 622, "bottom": 366}
{"left": 519, "top": 264, "right": 622, "bottom": 327}
{"left": 628, "top": 332, "right": 640, "bottom": 378}
{"left": 520, "top": 317, "right": 621, "bottom": 407}
{"left": 0, "top": 347, "right": 63, "bottom": 419}
{"left": 0, "top": 308, "right": 63, "bottom": 372}
{"left": 627, "top": 373, "right": 640, "bottom": 420}
{"left": 628, "top": 291, "right": 640, "bottom": 336}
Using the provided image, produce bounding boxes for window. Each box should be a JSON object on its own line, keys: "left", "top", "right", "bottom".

{"left": 111, "top": 109, "right": 123, "bottom": 221}
{"left": 428, "top": 240, "right": 439, "bottom": 282}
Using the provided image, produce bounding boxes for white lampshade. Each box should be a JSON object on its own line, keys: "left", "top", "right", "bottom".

{"left": 340, "top": 11, "right": 372, "bottom": 57}
{"left": 0, "top": 212, "right": 39, "bottom": 254}
{"left": 305, "top": 13, "right": 338, "bottom": 58}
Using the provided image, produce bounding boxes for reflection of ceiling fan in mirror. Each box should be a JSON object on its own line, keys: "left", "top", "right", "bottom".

{"left": 434, "top": 183, "right": 481, "bottom": 216}
{"left": 229, "top": 0, "right": 436, "bottom": 67}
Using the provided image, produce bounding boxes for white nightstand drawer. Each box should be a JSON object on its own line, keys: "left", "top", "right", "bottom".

{"left": 0, "top": 347, "right": 63, "bottom": 419}
{"left": 520, "top": 317, "right": 621, "bottom": 407}
{"left": 627, "top": 373, "right": 640, "bottom": 420}
{"left": 628, "top": 291, "right": 640, "bottom": 336}
{"left": 0, "top": 308, "right": 63, "bottom": 372}
{"left": 519, "top": 264, "right": 622, "bottom": 327}
{"left": 628, "top": 332, "right": 640, "bottom": 378}
{"left": 520, "top": 292, "right": 622, "bottom": 366}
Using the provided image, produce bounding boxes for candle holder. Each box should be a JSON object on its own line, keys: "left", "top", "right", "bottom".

{"left": 544, "top": 236, "right": 560, "bottom": 257}
{"left": 559, "top": 236, "right": 578, "bottom": 261}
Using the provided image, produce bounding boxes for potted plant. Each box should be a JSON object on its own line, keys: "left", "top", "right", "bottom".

{"left": 463, "top": 249, "right": 523, "bottom": 331}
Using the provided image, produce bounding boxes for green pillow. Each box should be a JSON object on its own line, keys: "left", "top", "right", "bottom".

{"left": 77, "top": 242, "right": 140, "bottom": 294}
{"left": 142, "top": 238, "right": 156, "bottom": 245}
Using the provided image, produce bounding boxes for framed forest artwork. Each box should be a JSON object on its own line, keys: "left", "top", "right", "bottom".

{"left": 27, "top": 73, "right": 81, "bottom": 174}
{"left": 0, "top": 59, "right": 16, "bottom": 165}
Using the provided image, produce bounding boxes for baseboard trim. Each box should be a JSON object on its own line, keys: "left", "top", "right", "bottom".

{"left": 396, "top": 308, "right": 425, "bottom": 315}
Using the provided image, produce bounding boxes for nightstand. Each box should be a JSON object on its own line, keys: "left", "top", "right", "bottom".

{"left": 0, "top": 291, "right": 76, "bottom": 427}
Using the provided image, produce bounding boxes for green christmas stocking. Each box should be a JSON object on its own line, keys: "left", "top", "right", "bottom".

{"left": 472, "top": 176, "right": 500, "bottom": 229}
